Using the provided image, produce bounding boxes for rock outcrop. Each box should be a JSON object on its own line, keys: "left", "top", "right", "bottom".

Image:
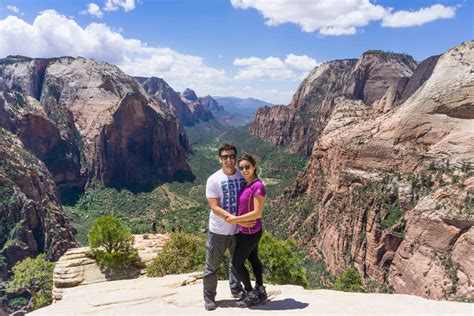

{"left": 33, "top": 273, "right": 471, "bottom": 315}
{"left": 52, "top": 234, "right": 170, "bottom": 301}
{"left": 250, "top": 52, "right": 418, "bottom": 155}
{"left": 265, "top": 42, "right": 474, "bottom": 300}
{"left": 0, "top": 128, "right": 77, "bottom": 271}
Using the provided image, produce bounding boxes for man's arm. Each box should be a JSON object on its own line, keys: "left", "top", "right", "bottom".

{"left": 207, "top": 198, "right": 231, "bottom": 219}
{"left": 208, "top": 198, "right": 256, "bottom": 227}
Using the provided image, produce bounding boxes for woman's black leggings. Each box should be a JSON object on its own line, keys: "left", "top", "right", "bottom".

{"left": 232, "top": 229, "right": 263, "bottom": 291}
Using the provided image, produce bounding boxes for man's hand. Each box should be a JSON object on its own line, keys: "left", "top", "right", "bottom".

{"left": 226, "top": 214, "right": 238, "bottom": 224}
{"left": 239, "top": 220, "right": 256, "bottom": 228}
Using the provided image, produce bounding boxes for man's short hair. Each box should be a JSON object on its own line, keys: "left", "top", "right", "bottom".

{"left": 218, "top": 143, "right": 237, "bottom": 156}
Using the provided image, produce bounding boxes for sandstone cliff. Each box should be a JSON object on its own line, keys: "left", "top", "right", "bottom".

{"left": 0, "top": 56, "right": 192, "bottom": 193}
{"left": 250, "top": 52, "right": 418, "bottom": 155}
{"left": 265, "top": 42, "right": 473, "bottom": 300}
{"left": 0, "top": 128, "right": 77, "bottom": 273}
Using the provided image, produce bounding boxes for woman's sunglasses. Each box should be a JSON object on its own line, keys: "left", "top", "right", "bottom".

{"left": 238, "top": 165, "right": 252, "bottom": 171}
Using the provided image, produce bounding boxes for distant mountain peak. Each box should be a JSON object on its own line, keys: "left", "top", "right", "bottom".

{"left": 182, "top": 88, "right": 198, "bottom": 102}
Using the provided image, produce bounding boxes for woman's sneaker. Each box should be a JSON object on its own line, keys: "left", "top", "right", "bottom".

{"left": 231, "top": 289, "right": 246, "bottom": 299}
{"left": 255, "top": 285, "right": 267, "bottom": 301}
{"left": 235, "top": 290, "right": 260, "bottom": 307}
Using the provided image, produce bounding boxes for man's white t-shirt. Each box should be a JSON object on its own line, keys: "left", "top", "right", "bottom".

{"left": 206, "top": 169, "right": 246, "bottom": 235}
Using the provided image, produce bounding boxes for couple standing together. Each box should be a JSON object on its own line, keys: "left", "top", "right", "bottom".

{"left": 203, "top": 143, "right": 267, "bottom": 311}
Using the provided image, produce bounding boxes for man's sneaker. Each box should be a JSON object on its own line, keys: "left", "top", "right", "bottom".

{"left": 235, "top": 290, "right": 260, "bottom": 307}
{"left": 204, "top": 297, "right": 217, "bottom": 311}
{"left": 255, "top": 285, "right": 267, "bottom": 301}
{"left": 231, "top": 290, "right": 246, "bottom": 299}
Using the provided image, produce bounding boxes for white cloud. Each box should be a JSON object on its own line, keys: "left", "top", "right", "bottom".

{"left": 231, "top": 0, "right": 387, "bottom": 36}
{"left": 80, "top": 3, "right": 104, "bottom": 18}
{"left": 6, "top": 5, "right": 22, "bottom": 15}
{"left": 382, "top": 4, "right": 456, "bottom": 28}
{"left": 284, "top": 54, "right": 318, "bottom": 71}
{"left": 231, "top": 0, "right": 456, "bottom": 36}
{"left": 233, "top": 54, "right": 318, "bottom": 81}
{"left": 104, "top": 0, "right": 136, "bottom": 12}
{"left": 0, "top": 10, "right": 226, "bottom": 93}
{"left": 0, "top": 10, "right": 309, "bottom": 104}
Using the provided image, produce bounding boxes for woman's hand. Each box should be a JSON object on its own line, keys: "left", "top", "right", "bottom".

{"left": 239, "top": 220, "right": 256, "bottom": 228}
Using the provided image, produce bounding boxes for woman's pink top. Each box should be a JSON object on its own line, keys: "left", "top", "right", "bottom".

{"left": 237, "top": 178, "right": 265, "bottom": 234}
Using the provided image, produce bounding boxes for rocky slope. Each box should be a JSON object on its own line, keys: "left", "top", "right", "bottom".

{"left": 0, "top": 56, "right": 192, "bottom": 193}
{"left": 266, "top": 42, "right": 474, "bottom": 300}
{"left": 32, "top": 273, "right": 471, "bottom": 315}
{"left": 250, "top": 52, "right": 418, "bottom": 155}
{"left": 0, "top": 128, "right": 77, "bottom": 273}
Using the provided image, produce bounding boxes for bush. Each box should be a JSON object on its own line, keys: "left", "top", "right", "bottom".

{"left": 147, "top": 233, "right": 206, "bottom": 277}
{"left": 147, "top": 232, "right": 308, "bottom": 288}
{"left": 6, "top": 254, "right": 55, "bottom": 310}
{"left": 332, "top": 266, "right": 362, "bottom": 292}
{"left": 88, "top": 216, "right": 139, "bottom": 269}
{"left": 259, "top": 232, "right": 308, "bottom": 288}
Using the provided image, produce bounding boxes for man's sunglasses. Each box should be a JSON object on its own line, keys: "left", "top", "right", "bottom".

{"left": 238, "top": 165, "right": 252, "bottom": 171}
{"left": 220, "top": 154, "right": 236, "bottom": 160}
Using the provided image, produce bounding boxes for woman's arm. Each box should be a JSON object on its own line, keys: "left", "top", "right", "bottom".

{"left": 227, "top": 195, "right": 265, "bottom": 224}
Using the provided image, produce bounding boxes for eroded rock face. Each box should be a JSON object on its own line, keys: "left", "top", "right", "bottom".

{"left": 0, "top": 128, "right": 77, "bottom": 270}
{"left": 250, "top": 52, "right": 417, "bottom": 155}
{"left": 0, "top": 56, "right": 192, "bottom": 192}
{"left": 91, "top": 93, "right": 192, "bottom": 189}
{"left": 267, "top": 42, "right": 474, "bottom": 300}
{"left": 17, "top": 113, "right": 83, "bottom": 198}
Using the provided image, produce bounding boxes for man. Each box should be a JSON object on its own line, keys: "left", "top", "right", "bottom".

{"left": 203, "top": 143, "right": 254, "bottom": 311}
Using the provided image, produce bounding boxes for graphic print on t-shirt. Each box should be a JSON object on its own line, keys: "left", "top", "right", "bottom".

{"left": 221, "top": 178, "right": 246, "bottom": 215}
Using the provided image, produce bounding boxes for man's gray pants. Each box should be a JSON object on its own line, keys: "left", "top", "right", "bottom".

{"left": 203, "top": 231, "right": 243, "bottom": 302}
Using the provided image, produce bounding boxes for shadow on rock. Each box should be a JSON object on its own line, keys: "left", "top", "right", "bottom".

{"left": 99, "top": 264, "right": 142, "bottom": 281}
{"left": 216, "top": 299, "right": 238, "bottom": 308}
{"left": 249, "top": 298, "right": 309, "bottom": 311}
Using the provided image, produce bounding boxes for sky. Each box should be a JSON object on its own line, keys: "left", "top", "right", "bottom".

{"left": 0, "top": 0, "right": 472, "bottom": 104}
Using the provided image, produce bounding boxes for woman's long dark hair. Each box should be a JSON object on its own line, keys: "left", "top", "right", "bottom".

{"left": 238, "top": 154, "right": 258, "bottom": 178}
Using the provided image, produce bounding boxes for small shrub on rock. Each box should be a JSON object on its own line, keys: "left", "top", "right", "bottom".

{"left": 259, "top": 232, "right": 309, "bottom": 288}
{"left": 147, "top": 233, "right": 205, "bottom": 277}
{"left": 88, "top": 216, "right": 139, "bottom": 269}
{"left": 332, "top": 266, "right": 362, "bottom": 292}
{"left": 6, "top": 254, "right": 55, "bottom": 310}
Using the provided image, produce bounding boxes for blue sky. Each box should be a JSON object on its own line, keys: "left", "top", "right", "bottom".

{"left": 0, "top": 0, "right": 472, "bottom": 104}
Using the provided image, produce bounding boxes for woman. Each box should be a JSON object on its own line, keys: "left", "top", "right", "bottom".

{"left": 226, "top": 154, "right": 267, "bottom": 307}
